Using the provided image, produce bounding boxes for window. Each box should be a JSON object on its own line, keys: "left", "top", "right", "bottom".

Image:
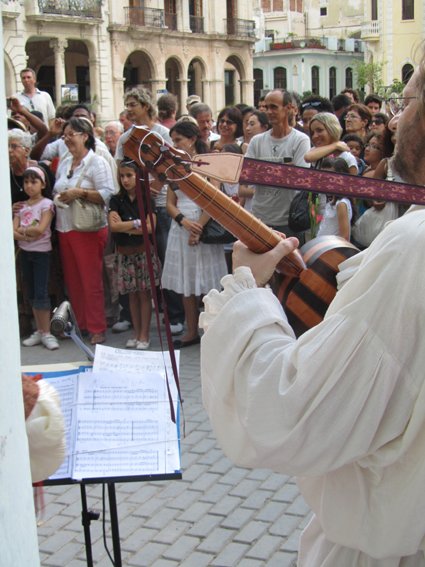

{"left": 402, "top": 63, "right": 414, "bottom": 84}
{"left": 274, "top": 67, "right": 287, "bottom": 90}
{"left": 320, "top": 7, "right": 327, "bottom": 16}
{"left": 345, "top": 67, "right": 353, "bottom": 89}
{"left": 311, "top": 66, "right": 320, "bottom": 94}
{"left": 402, "top": 0, "right": 414, "bottom": 20}
{"left": 329, "top": 67, "right": 337, "bottom": 99}
{"left": 290, "top": 0, "right": 303, "bottom": 10}
{"left": 371, "top": 0, "right": 378, "bottom": 20}
{"left": 253, "top": 68, "right": 264, "bottom": 107}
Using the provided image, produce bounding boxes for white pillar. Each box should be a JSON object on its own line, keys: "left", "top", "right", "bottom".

{"left": 49, "top": 38, "right": 68, "bottom": 106}
{"left": 0, "top": 17, "right": 41, "bottom": 567}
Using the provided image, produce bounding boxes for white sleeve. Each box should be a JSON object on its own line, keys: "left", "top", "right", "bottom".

{"left": 25, "top": 380, "right": 66, "bottom": 482}
{"left": 200, "top": 249, "right": 415, "bottom": 477}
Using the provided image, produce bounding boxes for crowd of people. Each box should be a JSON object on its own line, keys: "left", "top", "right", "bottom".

{"left": 9, "top": 66, "right": 405, "bottom": 353}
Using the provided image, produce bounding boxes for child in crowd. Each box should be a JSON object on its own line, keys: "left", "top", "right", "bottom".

{"left": 342, "top": 133, "right": 367, "bottom": 175}
{"left": 317, "top": 157, "right": 354, "bottom": 241}
{"left": 108, "top": 160, "right": 160, "bottom": 350}
{"left": 14, "top": 166, "right": 59, "bottom": 350}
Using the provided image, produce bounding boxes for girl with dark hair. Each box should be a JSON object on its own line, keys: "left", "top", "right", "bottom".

{"left": 13, "top": 166, "right": 59, "bottom": 350}
{"left": 211, "top": 106, "right": 243, "bottom": 152}
{"left": 108, "top": 161, "right": 160, "bottom": 350}
{"left": 53, "top": 117, "right": 115, "bottom": 344}
{"left": 162, "top": 122, "right": 227, "bottom": 348}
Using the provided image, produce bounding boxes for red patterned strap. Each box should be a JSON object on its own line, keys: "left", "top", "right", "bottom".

{"left": 191, "top": 153, "right": 425, "bottom": 205}
{"left": 239, "top": 158, "right": 425, "bottom": 206}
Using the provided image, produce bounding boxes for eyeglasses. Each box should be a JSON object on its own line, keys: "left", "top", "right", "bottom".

{"left": 8, "top": 143, "right": 26, "bottom": 150}
{"left": 387, "top": 96, "right": 417, "bottom": 116}
{"left": 61, "top": 131, "right": 83, "bottom": 140}
{"left": 301, "top": 101, "right": 322, "bottom": 110}
{"left": 371, "top": 118, "right": 385, "bottom": 125}
{"left": 365, "top": 143, "right": 383, "bottom": 151}
{"left": 344, "top": 113, "right": 361, "bottom": 120}
{"left": 218, "top": 118, "right": 235, "bottom": 126}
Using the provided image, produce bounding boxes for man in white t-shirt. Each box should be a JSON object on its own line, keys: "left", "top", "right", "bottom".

{"left": 245, "top": 89, "right": 311, "bottom": 234}
{"left": 14, "top": 68, "right": 55, "bottom": 126}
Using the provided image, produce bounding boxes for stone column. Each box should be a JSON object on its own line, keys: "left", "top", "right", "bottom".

{"left": 49, "top": 38, "right": 68, "bottom": 105}
{"left": 178, "top": 78, "right": 189, "bottom": 115}
{"left": 240, "top": 79, "right": 254, "bottom": 106}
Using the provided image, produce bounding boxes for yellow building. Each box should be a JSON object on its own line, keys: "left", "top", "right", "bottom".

{"left": 361, "top": 0, "right": 423, "bottom": 88}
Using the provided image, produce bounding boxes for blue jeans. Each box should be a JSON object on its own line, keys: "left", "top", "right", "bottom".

{"left": 19, "top": 250, "right": 51, "bottom": 310}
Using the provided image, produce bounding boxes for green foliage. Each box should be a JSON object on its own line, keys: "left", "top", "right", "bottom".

{"left": 354, "top": 60, "right": 384, "bottom": 93}
{"left": 379, "top": 79, "right": 405, "bottom": 98}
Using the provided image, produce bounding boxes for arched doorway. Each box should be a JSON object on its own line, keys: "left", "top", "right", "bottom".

{"left": 224, "top": 55, "right": 245, "bottom": 106}
{"left": 123, "top": 50, "right": 154, "bottom": 92}
{"left": 187, "top": 57, "right": 205, "bottom": 98}
{"left": 165, "top": 56, "right": 183, "bottom": 114}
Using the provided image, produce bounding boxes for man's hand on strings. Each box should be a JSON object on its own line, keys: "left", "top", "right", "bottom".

{"left": 232, "top": 236, "right": 299, "bottom": 287}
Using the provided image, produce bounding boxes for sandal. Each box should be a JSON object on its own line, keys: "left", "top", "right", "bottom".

{"left": 90, "top": 333, "right": 106, "bottom": 345}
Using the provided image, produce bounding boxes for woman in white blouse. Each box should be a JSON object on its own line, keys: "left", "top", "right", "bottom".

{"left": 53, "top": 117, "right": 115, "bottom": 344}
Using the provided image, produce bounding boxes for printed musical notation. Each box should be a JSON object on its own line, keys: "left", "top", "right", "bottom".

{"left": 32, "top": 347, "right": 181, "bottom": 481}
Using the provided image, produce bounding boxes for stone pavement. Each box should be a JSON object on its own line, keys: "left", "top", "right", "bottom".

{"left": 21, "top": 325, "right": 311, "bottom": 566}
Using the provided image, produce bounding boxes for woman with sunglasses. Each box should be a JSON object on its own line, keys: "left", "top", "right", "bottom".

{"left": 210, "top": 106, "right": 243, "bottom": 152}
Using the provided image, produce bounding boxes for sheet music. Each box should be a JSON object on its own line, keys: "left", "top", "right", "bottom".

{"left": 93, "top": 345, "right": 180, "bottom": 414}
{"left": 25, "top": 348, "right": 181, "bottom": 482}
{"left": 38, "top": 372, "right": 79, "bottom": 480}
{"left": 72, "top": 371, "right": 180, "bottom": 479}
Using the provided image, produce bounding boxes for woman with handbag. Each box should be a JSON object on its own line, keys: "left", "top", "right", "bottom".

{"left": 53, "top": 117, "right": 115, "bottom": 345}
{"left": 161, "top": 121, "right": 227, "bottom": 348}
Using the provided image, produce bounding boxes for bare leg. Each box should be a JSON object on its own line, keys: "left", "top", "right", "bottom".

{"left": 33, "top": 308, "right": 51, "bottom": 334}
{"left": 128, "top": 292, "right": 141, "bottom": 340}
{"left": 181, "top": 295, "right": 200, "bottom": 342}
{"left": 138, "top": 290, "right": 152, "bottom": 343}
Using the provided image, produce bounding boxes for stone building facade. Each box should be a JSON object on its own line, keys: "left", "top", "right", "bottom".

{"left": 2, "top": 0, "right": 257, "bottom": 123}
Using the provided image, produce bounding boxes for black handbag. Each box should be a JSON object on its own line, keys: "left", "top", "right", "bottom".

{"left": 288, "top": 191, "right": 311, "bottom": 233}
{"left": 199, "top": 219, "right": 236, "bottom": 244}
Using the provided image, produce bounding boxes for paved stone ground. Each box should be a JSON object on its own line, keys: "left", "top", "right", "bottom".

{"left": 22, "top": 326, "right": 311, "bottom": 566}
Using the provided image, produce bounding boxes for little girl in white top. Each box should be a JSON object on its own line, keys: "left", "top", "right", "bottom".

{"left": 13, "top": 166, "right": 59, "bottom": 350}
{"left": 317, "top": 157, "right": 354, "bottom": 242}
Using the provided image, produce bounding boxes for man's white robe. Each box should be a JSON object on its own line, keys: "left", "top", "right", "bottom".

{"left": 200, "top": 206, "right": 425, "bottom": 565}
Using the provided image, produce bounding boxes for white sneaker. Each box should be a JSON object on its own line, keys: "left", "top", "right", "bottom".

{"left": 41, "top": 333, "right": 60, "bottom": 351}
{"left": 170, "top": 322, "right": 184, "bottom": 335}
{"left": 112, "top": 320, "right": 132, "bottom": 333}
{"left": 126, "top": 338, "right": 138, "bottom": 349}
{"left": 23, "top": 331, "right": 42, "bottom": 347}
{"left": 136, "top": 340, "right": 150, "bottom": 350}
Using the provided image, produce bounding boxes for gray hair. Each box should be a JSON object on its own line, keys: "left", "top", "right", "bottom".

{"left": 104, "top": 120, "right": 124, "bottom": 134}
{"left": 189, "top": 103, "right": 213, "bottom": 119}
{"left": 124, "top": 86, "right": 156, "bottom": 119}
{"left": 8, "top": 128, "right": 32, "bottom": 149}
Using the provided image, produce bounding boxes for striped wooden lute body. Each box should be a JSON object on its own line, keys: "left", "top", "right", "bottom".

{"left": 276, "top": 237, "right": 358, "bottom": 336}
{"left": 123, "top": 126, "right": 359, "bottom": 335}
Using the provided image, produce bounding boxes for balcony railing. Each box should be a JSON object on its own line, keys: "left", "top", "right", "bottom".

{"left": 125, "top": 7, "right": 165, "bottom": 28}
{"left": 270, "top": 37, "right": 327, "bottom": 50}
{"left": 37, "top": 0, "right": 101, "bottom": 18}
{"left": 361, "top": 21, "right": 380, "bottom": 39}
{"left": 225, "top": 18, "right": 256, "bottom": 39}
{"left": 164, "top": 11, "right": 177, "bottom": 30}
{"left": 190, "top": 15, "right": 204, "bottom": 33}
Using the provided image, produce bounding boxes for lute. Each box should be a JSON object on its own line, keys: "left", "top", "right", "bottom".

{"left": 123, "top": 126, "right": 358, "bottom": 335}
